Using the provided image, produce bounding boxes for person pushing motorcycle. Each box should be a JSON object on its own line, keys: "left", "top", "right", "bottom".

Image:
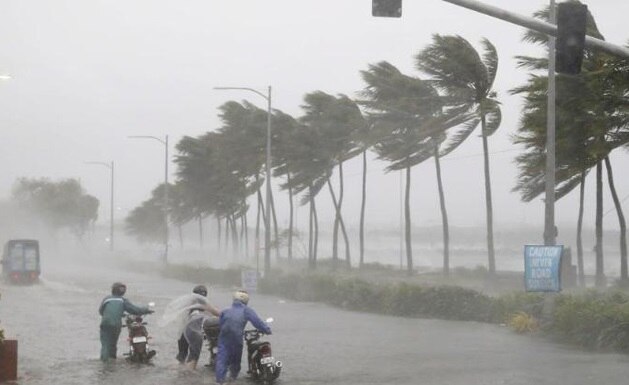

{"left": 98, "top": 282, "right": 153, "bottom": 361}
{"left": 215, "top": 289, "right": 271, "bottom": 385}
{"left": 177, "top": 285, "right": 221, "bottom": 368}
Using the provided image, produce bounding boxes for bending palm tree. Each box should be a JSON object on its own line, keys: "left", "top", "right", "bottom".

{"left": 360, "top": 61, "right": 471, "bottom": 275}
{"left": 416, "top": 35, "right": 502, "bottom": 277}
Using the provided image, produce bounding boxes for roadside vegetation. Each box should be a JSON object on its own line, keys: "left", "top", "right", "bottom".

{"left": 161, "top": 262, "right": 629, "bottom": 354}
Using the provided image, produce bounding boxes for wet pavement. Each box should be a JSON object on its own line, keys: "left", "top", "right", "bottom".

{"left": 1, "top": 255, "right": 628, "bottom": 385}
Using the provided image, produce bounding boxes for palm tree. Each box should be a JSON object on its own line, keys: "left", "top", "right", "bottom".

{"left": 415, "top": 35, "right": 502, "bottom": 277}
{"left": 125, "top": 184, "right": 168, "bottom": 244}
{"left": 512, "top": 3, "right": 629, "bottom": 285}
{"left": 271, "top": 109, "right": 303, "bottom": 261}
{"left": 282, "top": 117, "right": 333, "bottom": 268}
{"left": 175, "top": 130, "right": 255, "bottom": 259}
{"left": 361, "top": 62, "right": 456, "bottom": 275}
{"left": 360, "top": 61, "right": 475, "bottom": 276}
{"left": 300, "top": 91, "right": 365, "bottom": 266}
{"left": 351, "top": 121, "right": 379, "bottom": 269}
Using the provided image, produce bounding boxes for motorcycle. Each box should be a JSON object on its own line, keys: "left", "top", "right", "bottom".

{"left": 202, "top": 316, "right": 220, "bottom": 369}
{"left": 245, "top": 318, "right": 282, "bottom": 385}
{"left": 123, "top": 302, "right": 156, "bottom": 364}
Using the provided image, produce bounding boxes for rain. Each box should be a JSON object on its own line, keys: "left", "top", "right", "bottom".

{"left": 1, "top": 1, "right": 629, "bottom": 384}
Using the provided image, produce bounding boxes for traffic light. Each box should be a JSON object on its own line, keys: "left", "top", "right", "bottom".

{"left": 555, "top": 2, "right": 588, "bottom": 75}
{"left": 372, "top": 0, "right": 402, "bottom": 18}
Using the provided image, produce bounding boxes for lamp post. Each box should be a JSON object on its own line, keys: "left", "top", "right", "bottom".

{"left": 214, "top": 86, "right": 272, "bottom": 276}
{"left": 85, "top": 161, "right": 115, "bottom": 251}
{"left": 128, "top": 135, "right": 170, "bottom": 264}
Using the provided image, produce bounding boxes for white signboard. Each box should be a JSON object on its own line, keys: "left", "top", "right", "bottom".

{"left": 241, "top": 270, "right": 258, "bottom": 293}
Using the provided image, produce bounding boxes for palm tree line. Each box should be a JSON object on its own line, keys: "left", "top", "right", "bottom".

{"left": 511, "top": 4, "right": 629, "bottom": 287}
{"left": 125, "top": 5, "right": 629, "bottom": 284}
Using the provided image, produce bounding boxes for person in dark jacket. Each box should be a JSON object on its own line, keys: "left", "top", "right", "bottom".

{"left": 176, "top": 284, "right": 220, "bottom": 365}
{"left": 98, "top": 282, "right": 153, "bottom": 361}
{"left": 215, "top": 289, "right": 271, "bottom": 384}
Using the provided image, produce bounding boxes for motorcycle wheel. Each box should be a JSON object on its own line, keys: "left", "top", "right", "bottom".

{"left": 260, "top": 366, "right": 274, "bottom": 385}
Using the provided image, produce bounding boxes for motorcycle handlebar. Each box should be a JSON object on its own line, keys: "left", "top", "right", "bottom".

{"left": 244, "top": 329, "right": 270, "bottom": 336}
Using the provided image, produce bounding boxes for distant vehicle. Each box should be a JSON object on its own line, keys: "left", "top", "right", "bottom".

{"left": 1, "top": 239, "right": 40, "bottom": 284}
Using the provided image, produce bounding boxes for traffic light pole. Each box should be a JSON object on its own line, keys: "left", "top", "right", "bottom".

{"left": 545, "top": 0, "right": 557, "bottom": 246}
{"left": 437, "top": 0, "right": 629, "bottom": 247}
{"left": 441, "top": 0, "right": 629, "bottom": 59}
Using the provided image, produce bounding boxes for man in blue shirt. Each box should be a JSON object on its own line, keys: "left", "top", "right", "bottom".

{"left": 98, "top": 282, "right": 153, "bottom": 361}
{"left": 215, "top": 289, "right": 271, "bottom": 384}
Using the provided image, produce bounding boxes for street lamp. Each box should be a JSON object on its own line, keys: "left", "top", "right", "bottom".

{"left": 214, "top": 86, "right": 272, "bottom": 276}
{"left": 128, "top": 135, "right": 170, "bottom": 264}
{"left": 85, "top": 161, "right": 115, "bottom": 251}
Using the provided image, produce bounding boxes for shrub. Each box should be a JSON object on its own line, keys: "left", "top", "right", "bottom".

{"left": 165, "top": 265, "right": 629, "bottom": 354}
{"left": 508, "top": 311, "right": 539, "bottom": 333}
{"left": 492, "top": 292, "right": 546, "bottom": 324}
{"left": 547, "top": 291, "right": 629, "bottom": 351}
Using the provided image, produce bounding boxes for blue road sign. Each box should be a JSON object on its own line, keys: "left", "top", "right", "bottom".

{"left": 524, "top": 245, "right": 563, "bottom": 292}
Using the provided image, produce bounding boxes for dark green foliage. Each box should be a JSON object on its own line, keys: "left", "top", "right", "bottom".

{"left": 547, "top": 291, "right": 629, "bottom": 351}
{"left": 124, "top": 183, "right": 169, "bottom": 244}
{"left": 164, "top": 264, "right": 629, "bottom": 354}
{"left": 11, "top": 177, "right": 99, "bottom": 238}
{"left": 260, "top": 272, "right": 495, "bottom": 321}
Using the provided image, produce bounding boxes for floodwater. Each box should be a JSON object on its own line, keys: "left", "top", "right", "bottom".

{"left": 1, "top": 256, "right": 628, "bottom": 385}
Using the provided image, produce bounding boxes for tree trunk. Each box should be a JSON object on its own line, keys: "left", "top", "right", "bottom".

{"left": 313, "top": 194, "right": 319, "bottom": 268}
{"left": 404, "top": 165, "right": 413, "bottom": 276}
{"left": 178, "top": 224, "right": 183, "bottom": 249}
{"left": 331, "top": 162, "right": 348, "bottom": 262}
{"left": 481, "top": 114, "right": 496, "bottom": 276}
{"left": 243, "top": 211, "right": 249, "bottom": 259}
{"left": 217, "top": 216, "right": 222, "bottom": 252}
{"left": 595, "top": 160, "right": 605, "bottom": 288}
{"left": 239, "top": 214, "right": 245, "bottom": 259}
{"left": 327, "top": 178, "right": 351, "bottom": 267}
{"left": 224, "top": 217, "right": 230, "bottom": 254}
{"left": 359, "top": 150, "right": 367, "bottom": 269}
{"left": 231, "top": 215, "right": 238, "bottom": 258}
{"left": 198, "top": 215, "right": 204, "bottom": 249}
{"left": 287, "top": 172, "right": 294, "bottom": 260}
{"left": 433, "top": 143, "right": 450, "bottom": 277}
{"left": 339, "top": 162, "right": 350, "bottom": 265}
{"left": 255, "top": 173, "right": 266, "bottom": 263}
{"left": 332, "top": 173, "right": 340, "bottom": 261}
{"left": 605, "top": 156, "right": 628, "bottom": 281}
{"left": 576, "top": 171, "right": 586, "bottom": 287}
{"left": 269, "top": 187, "right": 281, "bottom": 259}
{"left": 308, "top": 184, "right": 314, "bottom": 269}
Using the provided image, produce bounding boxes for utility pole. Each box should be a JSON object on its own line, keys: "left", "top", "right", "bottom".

{"left": 128, "top": 135, "right": 170, "bottom": 264}
{"left": 544, "top": 0, "right": 557, "bottom": 246}
{"left": 214, "top": 86, "right": 273, "bottom": 277}
{"left": 85, "top": 161, "right": 115, "bottom": 251}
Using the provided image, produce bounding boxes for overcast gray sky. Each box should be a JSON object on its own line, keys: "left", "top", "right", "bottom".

{"left": 1, "top": 0, "right": 628, "bottom": 237}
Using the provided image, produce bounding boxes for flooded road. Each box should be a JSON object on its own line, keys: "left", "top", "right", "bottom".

{"left": 1, "top": 256, "right": 628, "bottom": 385}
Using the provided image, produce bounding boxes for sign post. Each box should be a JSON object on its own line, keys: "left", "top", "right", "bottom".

{"left": 241, "top": 270, "right": 259, "bottom": 293}
{"left": 524, "top": 245, "right": 563, "bottom": 292}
